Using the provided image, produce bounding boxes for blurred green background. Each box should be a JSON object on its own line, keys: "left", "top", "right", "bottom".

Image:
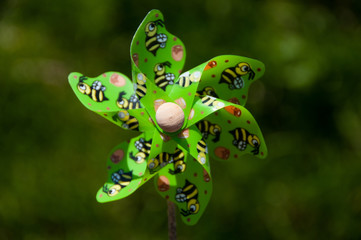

{"left": 1, "top": 0, "right": 361, "bottom": 239}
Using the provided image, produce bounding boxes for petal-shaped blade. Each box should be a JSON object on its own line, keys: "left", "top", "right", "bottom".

{"left": 171, "top": 125, "right": 211, "bottom": 176}
{"left": 69, "top": 72, "right": 153, "bottom": 132}
{"left": 132, "top": 67, "right": 174, "bottom": 130}
{"left": 194, "top": 101, "right": 268, "bottom": 160}
{"left": 96, "top": 133, "right": 154, "bottom": 203}
{"left": 196, "top": 55, "right": 265, "bottom": 106}
{"left": 130, "top": 9, "right": 186, "bottom": 94}
{"left": 169, "top": 62, "right": 207, "bottom": 122}
{"left": 142, "top": 128, "right": 177, "bottom": 179}
{"left": 154, "top": 148, "right": 212, "bottom": 225}
{"left": 186, "top": 96, "right": 233, "bottom": 127}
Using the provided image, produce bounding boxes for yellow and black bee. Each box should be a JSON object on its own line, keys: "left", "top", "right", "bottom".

{"left": 219, "top": 62, "right": 255, "bottom": 90}
{"left": 175, "top": 180, "right": 200, "bottom": 216}
{"left": 154, "top": 61, "right": 175, "bottom": 90}
{"left": 116, "top": 91, "right": 141, "bottom": 110}
{"left": 196, "top": 139, "right": 208, "bottom": 164}
{"left": 196, "top": 120, "right": 222, "bottom": 143}
{"left": 130, "top": 138, "right": 152, "bottom": 163}
{"left": 196, "top": 86, "right": 219, "bottom": 98}
{"left": 169, "top": 148, "right": 186, "bottom": 175}
{"left": 147, "top": 152, "right": 172, "bottom": 174}
{"left": 135, "top": 73, "right": 147, "bottom": 99}
{"left": 102, "top": 169, "right": 133, "bottom": 197}
{"left": 176, "top": 71, "right": 201, "bottom": 88}
{"left": 112, "top": 110, "right": 139, "bottom": 131}
{"left": 201, "top": 96, "right": 224, "bottom": 110}
{"left": 229, "top": 128, "right": 260, "bottom": 155}
{"left": 145, "top": 19, "right": 168, "bottom": 56}
{"left": 77, "top": 76, "right": 109, "bottom": 102}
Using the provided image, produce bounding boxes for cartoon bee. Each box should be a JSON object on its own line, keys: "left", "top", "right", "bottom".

{"left": 112, "top": 110, "right": 139, "bottom": 131}
{"left": 116, "top": 91, "right": 141, "bottom": 110}
{"left": 196, "top": 139, "right": 208, "bottom": 164}
{"left": 145, "top": 20, "right": 168, "bottom": 56}
{"left": 219, "top": 62, "right": 255, "bottom": 90}
{"left": 175, "top": 180, "right": 200, "bottom": 216}
{"left": 176, "top": 71, "right": 201, "bottom": 88}
{"left": 169, "top": 148, "right": 186, "bottom": 175}
{"left": 77, "top": 76, "right": 109, "bottom": 102}
{"left": 229, "top": 128, "right": 260, "bottom": 155}
{"left": 102, "top": 169, "right": 133, "bottom": 197}
{"left": 147, "top": 152, "right": 172, "bottom": 174}
{"left": 130, "top": 138, "right": 152, "bottom": 163}
{"left": 154, "top": 61, "right": 175, "bottom": 90}
{"left": 196, "top": 120, "right": 221, "bottom": 142}
{"left": 201, "top": 96, "right": 225, "bottom": 110}
{"left": 196, "top": 86, "right": 219, "bottom": 98}
{"left": 135, "top": 73, "right": 147, "bottom": 99}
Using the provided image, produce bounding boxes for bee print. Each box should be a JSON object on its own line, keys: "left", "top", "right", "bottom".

{"left": 145, "top": 20, "right": 168, "bottom": 56}
{"left": 196, "top": 86, "right": 219, "bottom": 98}
{"left": 196, "top": 120, "right": 222, "bottom": 143}
{"left": 219, "top": 62, "right": 255, "bottom": 90}
{"left": 116, "top": 91, "right": 141, "bottom": 110}
{"left": 169, "top": 148, "right": 186, "bottom": 175}
{"left": 201, "top": 96, "right": 225, "bottom": 110}
{"left": 102, "top": 169, "right": 133, "bottom": 197}
{"left": 129, "top": 138, "right": 152, "bottom": 163}
{"left": 112, "top": 110, "right": 139, "bottom": 131}
{"left": 77, "top": 76, "right": 109, "bottom": 102}
{"left": 229, "top": 128, "right": 260, "bottom": 155}
{"left": 135, "top": 73, "right": 147, "bottom": 99}
{"left": 154, "top": 61, "right": 175, "bottom": 90}
{"left": 197, "top": 139, "right": 208, "bottom": 164}
{"left": 175, "top": 180, "right": 200, "bottom": 216}
{"left": 176, "top": 71, "right": 201, "bottom": 88}
{"left": 147, "top": 152, "right": 172, "bottom": 174}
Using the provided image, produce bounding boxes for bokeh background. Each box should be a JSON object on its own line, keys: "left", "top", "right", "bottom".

{"left": 1, "top": 0, "right": 361, "bottom": 239}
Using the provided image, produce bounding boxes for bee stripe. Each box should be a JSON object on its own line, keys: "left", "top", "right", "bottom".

{"left": 136, "top": 85, "right": 147, "bottom": 97}
{"left": 127, "top": 118, "right": 139, "bottom": 130}
{"left": 91, "top": 89, "right": 98, "bottom": 101}
{"left": 225, "top": 68, "right": 237, "bottom": 78}
{"left": 241, "top": 128, "right": 247, "bottom": 141}
{"left": 187, "top": 188, "right": 198, "bottom": 200}
{"left": 145, "top": 36, "right": 157, "bottom": 48}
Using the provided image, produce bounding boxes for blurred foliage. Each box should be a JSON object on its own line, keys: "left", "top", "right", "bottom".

{"left": 1, "top": 0, "right": 361, "bottom": 239}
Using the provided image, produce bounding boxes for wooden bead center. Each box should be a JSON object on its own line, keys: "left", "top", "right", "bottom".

{"left": 155, "top": 102, "right": 184, "bottom": 133}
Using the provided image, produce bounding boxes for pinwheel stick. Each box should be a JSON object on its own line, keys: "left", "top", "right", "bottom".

{"left": 167, "top": 200, "right": 177, "bottom": 240}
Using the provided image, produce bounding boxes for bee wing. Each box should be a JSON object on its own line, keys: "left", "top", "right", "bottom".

{"left": 96, "top": 134, "right": 150, "bottom": 203}
{"left": 130, "top": 9, "right": 186, "bottom": 94}
{"left": 69, "top": 72, "right": 154, "bottom": 132}
{"left": 188, "top": 97, "right": 268, "bottom": 160}
{"left": 154, "top": 144, "right": 213, "bottom": 225}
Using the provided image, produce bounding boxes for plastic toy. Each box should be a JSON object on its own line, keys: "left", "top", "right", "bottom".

{"left": 69, "top": 9, "right": 267, "bottom": 226}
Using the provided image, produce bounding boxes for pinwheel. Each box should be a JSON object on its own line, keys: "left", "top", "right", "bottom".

{"left": 68, "top": 9, "right": 267, "bottom": 225}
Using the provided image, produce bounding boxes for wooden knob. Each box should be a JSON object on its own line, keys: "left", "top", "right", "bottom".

{"left": 155, "top": 102, "right": 184, "bottom": 133}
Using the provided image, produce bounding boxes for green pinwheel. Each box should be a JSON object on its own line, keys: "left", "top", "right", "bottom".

{"left": 69, "top": 9, "right": 267, "bottom": 225}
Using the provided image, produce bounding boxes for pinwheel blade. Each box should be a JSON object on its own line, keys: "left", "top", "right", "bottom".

{"left": 154, "top": 147, "right": 212, "bottom": 225}
{"left": 196, "top": 55, "right": 265, "bottom": 106}
{"left": 130, "top": 9, "right": 186, "bottom": 95}
{"left": 188, "top": 97, "right": 267, "bottom": 160}
{"left": 68, "top": 72, "right": 154, "bottom": 132}
{"left": 96, "top": 133, "right": 154, "bottom": 203}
